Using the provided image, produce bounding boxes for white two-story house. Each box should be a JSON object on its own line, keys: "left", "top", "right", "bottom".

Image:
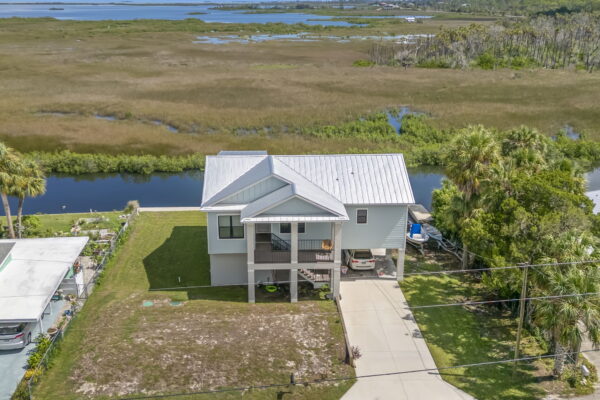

{"left": 200, "top": 151, "right": 415, "bottom": 303}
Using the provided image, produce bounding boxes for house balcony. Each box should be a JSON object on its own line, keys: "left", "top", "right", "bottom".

{"left": 254, "top": 238, "right": 334, "bottom": 264}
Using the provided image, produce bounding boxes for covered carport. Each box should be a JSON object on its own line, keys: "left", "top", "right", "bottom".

{"left": 0, "top": 237, "right": 89, "bottom": 332}
{"left": 0, "top": 237, "right": 88, "bottom": 400}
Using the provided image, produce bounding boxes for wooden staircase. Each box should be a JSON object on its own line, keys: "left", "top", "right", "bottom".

{"left": 298, "top": 268, "right": 330, "bottom": 289}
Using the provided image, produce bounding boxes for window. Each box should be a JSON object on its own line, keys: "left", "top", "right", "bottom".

{"left": 280, "top": 223, "right": 305, "bottom": 234}
{"left": 356, "top": 209, "right": 368, "bottom": 224}
{"left": 218, "top": 215, "right": 244, "bottom": 239}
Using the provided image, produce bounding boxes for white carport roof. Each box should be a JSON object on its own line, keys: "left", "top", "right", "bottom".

{"left": 0, "top": 237, "right": 89, "bottom": 323}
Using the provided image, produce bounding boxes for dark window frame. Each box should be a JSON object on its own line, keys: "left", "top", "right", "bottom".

{"left": 356, "top": 209, "right": 368, "bottom": 224}
{"left": 280, "top": 223, "right": 305, "bottom": 234}
{"left": 218, "top": 215, "right": 244, "bottom": 239}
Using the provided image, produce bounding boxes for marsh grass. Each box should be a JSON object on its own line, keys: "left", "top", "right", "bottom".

{"left": 0, "top": 19, "right": 599, "bottom": 156}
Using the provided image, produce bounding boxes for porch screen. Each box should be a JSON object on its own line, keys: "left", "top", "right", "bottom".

{"left": 218, "top": 215, "right": 244, "bottom": 239}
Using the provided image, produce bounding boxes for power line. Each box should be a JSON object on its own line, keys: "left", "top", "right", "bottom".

{"left": 111, "top": 348, "right": 600, "bottom": 400}
{"left": 408, "top": 291, "right": 600, "bottom": 310}
{"left": 403, "top": 259, "right": 600, "bottom": 277}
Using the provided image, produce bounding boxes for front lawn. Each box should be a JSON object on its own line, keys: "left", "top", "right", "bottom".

{"left": 401, "top": 248, "right": 573, "bottom": 400}
{"left": 32, "top": 211, "right": 353, "bottom": 399}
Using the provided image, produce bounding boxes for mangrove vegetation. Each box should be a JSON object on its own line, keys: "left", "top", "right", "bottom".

{"left": 370, "top": 13, "right": 600, "bottom": 71}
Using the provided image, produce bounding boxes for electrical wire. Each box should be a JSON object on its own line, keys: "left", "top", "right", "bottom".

{"left": 408, "top": 291, "right": 600, "bottom": 309}
{"left": 110, "top": 348, "right": 600, "bottom": 400}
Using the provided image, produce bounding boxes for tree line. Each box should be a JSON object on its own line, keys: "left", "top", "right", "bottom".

{"left": 0, "top": 143, "right": 46, "bottom": 239}
{"left": 369, "top": 13, "right": 600, "bottom": 72}
{"left": 432, "top": 125, "right": 600, "bottom": 376}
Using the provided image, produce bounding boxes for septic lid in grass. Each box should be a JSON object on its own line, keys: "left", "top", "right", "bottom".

{"left": 170, "top": 301, "right": 183, "bottom": 307}
{"left": 142, "top": 300, "right": 154, "bottom": 307}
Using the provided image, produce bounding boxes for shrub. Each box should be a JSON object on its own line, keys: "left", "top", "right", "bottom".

{"left": 475, "top": 52, "right": 496, "bottom": 70}
{"left": 352, "top": 59, "right": 375, "bottom": 67}
{"left": 27, "top": 334, "right": 52, "bottom": 370}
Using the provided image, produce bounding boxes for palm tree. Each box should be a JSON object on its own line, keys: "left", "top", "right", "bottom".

{"left": 532, "top": 232, "right": 600, "bottom": 375}
{"left": 12, "top": 159, "right": 46, "bottom": 238}
{"left": 501, "top": 126, "right": 552, "bottom": 173}
{"left": 0, "top": 143, "right": 23, "bottom": 239}
{"left": 534, "top": 266, "right": 600, "bottom": 375}
{"left": 444, "top": 126, "right": 500, "bottom": 268}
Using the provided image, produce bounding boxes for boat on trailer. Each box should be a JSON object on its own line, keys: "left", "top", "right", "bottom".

{"left": 406, "top": 223, "right": 429, "bottom": 245}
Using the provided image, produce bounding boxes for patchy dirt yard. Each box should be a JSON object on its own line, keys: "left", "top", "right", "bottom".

{"left": 72, "top": 297, "right": 348, "bottom": 397}
{"left": 33, "top": 212, "right": 353, "bottom": 399}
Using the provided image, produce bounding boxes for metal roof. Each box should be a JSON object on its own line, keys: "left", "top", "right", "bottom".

{"left": 0, "top": 237, "right": 89, "bottom": 323}
{"left": 277, "top": 154, "right": 415, "bottom": 204}
{"left": 218, "top": 150, "right": 267, "bottom": 156}
{"left": 202, "top": 153, "right": 415, "bottom": 209}
{"left": 240, "top": 183, "right": 348, "bottom": 221}
{"left": 587, "top": 190, "right": 600, "bottom": 214}
{"left": 0, "top": 242, "right": 14, "bottom": 267}
{"left": 243, "top": 215, "right": 349, "bottom": 223}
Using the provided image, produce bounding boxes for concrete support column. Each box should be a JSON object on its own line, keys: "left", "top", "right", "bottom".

{"left": 291, "top": 268, "right": 298, "bottom": 303}
{"left": 246, "top": 223, "right": 255, "bottom": 264}
{"left": 248, "top": 268, "right": 255, "bottom": 303}
{"left": 332, "top": 222, "right": 342, "bottom": 297}
{"left": 397, "top": 206, "right": 408, "bottom": 281}
{"left": 291, "top": 222, "right": 298, "bottom": 264}
{"left": 397, "top": 249, "right": 405, "bottom": 281}
{"left": 333, "top": 222, "right": 342, "bottom": 264}
{"left": 332, "top": 267, "right": 341, "bottom": 297}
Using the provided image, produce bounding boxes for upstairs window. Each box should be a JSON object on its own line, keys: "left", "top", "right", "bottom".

{"left": 218, "top": 215, "right": 244, "bottom": 239}
{"left": 356, "top": 209, "right": 368, "bottom": 224}
{"left": 280, "top": 223, "right": 305, "bottom": 234}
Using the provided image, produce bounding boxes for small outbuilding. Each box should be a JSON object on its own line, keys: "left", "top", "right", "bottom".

{"left": 0, "top": 237, "right": 89, "bottom": 333}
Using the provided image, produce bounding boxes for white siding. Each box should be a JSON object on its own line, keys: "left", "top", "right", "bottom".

{"left": 341, "top": 205, "right": 408, "bottom": 249}
{"left": 271, "top": 222, "right": 332, "bottom": 240}
{"left": 207, "top": 212, "right": 247, "bottom": 254}
{"left": 261, "top": 198, "right": 331, "bottom": 216}
{"left": 221, "top": 177, "right": 287, "bottom": 204}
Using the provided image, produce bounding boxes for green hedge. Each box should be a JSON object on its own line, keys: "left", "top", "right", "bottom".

{"left": 27, "top": 151, "right": 205, "bottom": 175}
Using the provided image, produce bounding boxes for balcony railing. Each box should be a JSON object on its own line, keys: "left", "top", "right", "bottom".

{"left": 255, "top": 249, "right": 291, "bottom": 264}
{"left": 254, "top": 237, "right": 334, "bottom": 264}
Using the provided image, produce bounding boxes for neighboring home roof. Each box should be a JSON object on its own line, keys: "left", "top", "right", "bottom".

{"left": 0, "top": 237, "right": 89, "bottom": 323}
{"left": 587, "top": 190, "right": 600, "bottom": 214}
{"left": 0, "top": 242, "right": 15, "bottom": 268}
{"left": 202, "top": 153, "right": 415, "bottom": 210}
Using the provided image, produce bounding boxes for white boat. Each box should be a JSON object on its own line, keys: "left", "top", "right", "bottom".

{"left": 407, "top": 223, "right": 430, "bottom": 244}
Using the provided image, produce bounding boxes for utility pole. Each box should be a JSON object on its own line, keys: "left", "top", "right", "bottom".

{"left": 513, "top": 263, "right": 529, "bottom": 370}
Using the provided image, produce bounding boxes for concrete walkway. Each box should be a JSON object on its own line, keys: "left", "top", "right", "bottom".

{"left": 339, "top": 279, "right": 474, "bottom": 400}
{"left": 138, "top": 207, "right": 201, "bottom": 212}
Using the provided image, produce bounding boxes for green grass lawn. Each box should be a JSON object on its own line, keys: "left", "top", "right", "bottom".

{"left": 32, "top": 211, "right": 353, "bottom": 399}
{"left": 401, "top": 249, "right": 566, "bottom": 400}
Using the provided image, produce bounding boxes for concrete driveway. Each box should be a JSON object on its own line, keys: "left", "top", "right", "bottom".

{"left": 339, "top": 279, "right": 474, "bottom": 400}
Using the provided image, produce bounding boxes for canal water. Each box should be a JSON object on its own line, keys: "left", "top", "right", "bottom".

{"left": 5, "top": 167, "right": 446, "bottom": 215}
{"left": 5, "top": 165, "right": 599, "bottom": 215}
